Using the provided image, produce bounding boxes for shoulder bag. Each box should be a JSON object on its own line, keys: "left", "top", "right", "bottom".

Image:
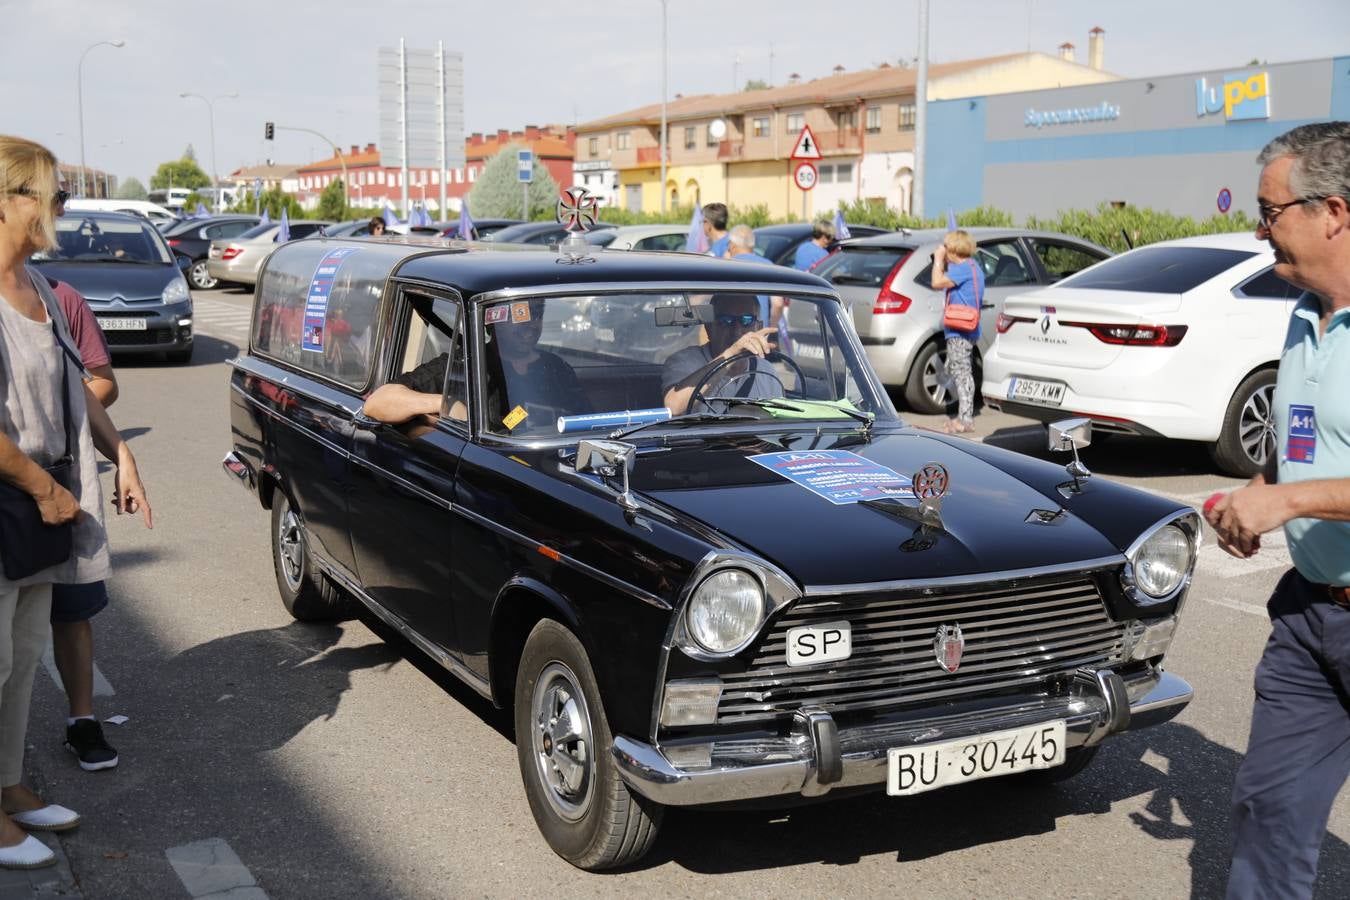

{"left": 941, "top": 260, "right": 982, "bottom": 333}
{"left": 0, "top": 322, "right": 81, "bottom": 580}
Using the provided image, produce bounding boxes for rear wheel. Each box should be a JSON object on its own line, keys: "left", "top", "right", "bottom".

{"left": 904, "top": 340, "right": 950, "bottom": 414}
{"left": 1209, "top": 369, "right": 1277, "bottom": 477}
{"left": 270, "top": 492, "right": 356, "bottom": 621}
{"left": 514, "top": 619, "right": 662, "bottom": 870}
{"left": 188, "top": 259, "right": 217, "bottom": 290}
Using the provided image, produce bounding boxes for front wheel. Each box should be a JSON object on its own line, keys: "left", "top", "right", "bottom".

{"left": 189, "top": 259, "right": 218, "bottom": 290}
{"left": 514, "top": 619, "right": 662, "bottom": 870}
{"left": 1209, "top": 369, "right": 1277, "bottom": 477}
{"left": 270, "top": 492, "right": 356, "bottom": 621}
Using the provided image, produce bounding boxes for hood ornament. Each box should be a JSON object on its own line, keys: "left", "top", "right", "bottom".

{"left": 556, "top": 185, "right": 599, "bottom": 263}
{"left": 934, "top": 623, "right": 965, "bottom": 673}
{"left": 864, "top": 462, "right": 949, "bottom": 535}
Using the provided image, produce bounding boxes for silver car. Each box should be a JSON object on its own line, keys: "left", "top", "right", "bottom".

{"left": 813, "top": 228, "right": 1111, "bottom": 413}
{"left": 206, "top": 220, "right": 333, "bottom": 287}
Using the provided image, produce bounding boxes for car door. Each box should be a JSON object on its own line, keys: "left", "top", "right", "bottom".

{"left": 971, "top": 238, "right": 1039, "bottom": 353}
{"left": 348, "top": 287, "right": 468, "bottom": 654}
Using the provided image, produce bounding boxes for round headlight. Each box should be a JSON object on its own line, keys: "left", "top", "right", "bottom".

{"left": 1132, "top": 525, "right": 1192, "bottom": 599}
{"left": 685, "top": 569, "right": 764, "bottom": 654}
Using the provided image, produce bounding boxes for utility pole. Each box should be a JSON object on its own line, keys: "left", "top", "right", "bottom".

{"left": 914, "top": 0, "right": 929, "bottom": 219}
{"left": 399, "top": 38, "right": 410, "bottom": 221}
{"left": 438, "top": 40, "right": 447, "bottom": 220}
{"left": 659, "top": 0, "right": 668, "bottom": 214}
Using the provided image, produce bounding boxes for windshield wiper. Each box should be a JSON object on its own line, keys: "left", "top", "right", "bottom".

{"left": 610, "top": 412, "right": 758, "bottom": 439}
{"left": 702, "top": 397, "right": 876, "bottom": 438}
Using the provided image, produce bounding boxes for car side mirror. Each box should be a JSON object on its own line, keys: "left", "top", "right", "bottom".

{"left": 1048, "top": 417, "right": 1092, "bottom": 491}
{"left": 576, "top": 439, "right": 640, "bottom": 512}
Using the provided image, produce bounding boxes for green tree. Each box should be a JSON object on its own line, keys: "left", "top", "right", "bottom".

{"left": 151, "top": 157, "right": 210, "bottom": 191}
{"left": 467, "top": 143, "right": 560, "bottom": 218}
{"left": 743, "top": 78, "right": 770, "bottom": 91}
{"left": 114, "top": 177, "right": 147, "bottom": 200}
{"left": 316, "top": 178, "right": 349, "bottom": 220}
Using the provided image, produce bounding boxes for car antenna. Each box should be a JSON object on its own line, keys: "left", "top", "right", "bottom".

{"left": 1120, "top": 228, "right": 1134, "bottom": 250}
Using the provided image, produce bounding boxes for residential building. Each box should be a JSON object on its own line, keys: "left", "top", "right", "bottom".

{"left": 574, "top": 39, "right": 1121, "bottom": 218}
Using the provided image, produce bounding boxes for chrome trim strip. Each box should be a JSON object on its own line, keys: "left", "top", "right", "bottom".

{"left": 229, "top": 357, "right": 366, "bottom": 418}
{"left": 471, "top": 282, "right": 842, "bottom": 306}
{"left": 314, "top": 558, "right": 493, "bottom": 700}
{"left": 230, "top": 386, "right": 352, "bottom": 460}
{"left": 451, "top": 504, "right": 671, "bottom": 612}
{"left": 802, "top": 557, "right": 1123, "bottom": 597}
{"left": 1121, "top": 510, "right": 1202, "bottom": 608}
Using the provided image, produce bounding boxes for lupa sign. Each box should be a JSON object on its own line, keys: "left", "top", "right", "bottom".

{"left": 1195, "top": 71, "right": 1270, "bottom": 121}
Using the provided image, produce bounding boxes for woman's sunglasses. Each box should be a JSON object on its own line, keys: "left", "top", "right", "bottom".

{"left": 715, "top": 314, "right": 759, "bottom": 327}
{"left": 10, "top": 187, "right": 71, "bottom": 206}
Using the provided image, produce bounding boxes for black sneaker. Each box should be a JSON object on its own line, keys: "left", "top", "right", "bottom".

{"left": 65, "top": 719, "right": 118, "bottom": 771}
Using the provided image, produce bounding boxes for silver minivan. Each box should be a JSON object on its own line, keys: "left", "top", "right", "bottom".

{"left": 813, "top": 228, "right": 1111, "bottom": 412}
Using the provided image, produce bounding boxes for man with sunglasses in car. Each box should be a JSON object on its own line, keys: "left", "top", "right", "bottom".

{"left": 662, "top": 293, "right": 783, "bottom": 416}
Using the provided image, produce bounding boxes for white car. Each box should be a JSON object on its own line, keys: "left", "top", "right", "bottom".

{"left": 582, "top": 224, "right": 691, "bottom": 252}
{"left": 982, "top": 233, "right": 1301, "bottom": 477}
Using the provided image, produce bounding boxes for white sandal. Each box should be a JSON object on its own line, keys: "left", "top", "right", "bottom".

{"left": 0, "top": 834, "right": 56, "bottom": 869}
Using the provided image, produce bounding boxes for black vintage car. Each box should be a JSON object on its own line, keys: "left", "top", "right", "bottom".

{"left": 224, "top": 231, "right": 1197, "bottom": 870}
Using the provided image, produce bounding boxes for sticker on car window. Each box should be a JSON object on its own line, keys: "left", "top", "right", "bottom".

{"left": 502, "top": 405, "right": 528, "bottom": 430}
{"left": 302, "top": 247, "right": 361, "bottom": 353}
{"left": 485, "top": 306, "right": 509, "bottom": 325}
{"left": 510, "top": 302, "right": 532, "bottom": 324}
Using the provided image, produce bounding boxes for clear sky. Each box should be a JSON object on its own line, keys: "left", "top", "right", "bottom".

{"left": 3, "top": 0, "right": 1347, "bottom": 186}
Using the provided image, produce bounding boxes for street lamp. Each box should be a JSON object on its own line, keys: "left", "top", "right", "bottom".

{"left": 77, "top": 39, "right": 125, "bottom": 198}
{"left": 179, "top": 91, "right": 238, "bottom": 213}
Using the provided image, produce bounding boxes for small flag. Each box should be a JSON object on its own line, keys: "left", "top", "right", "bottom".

{"left": 832, "top": 209, "right": 850, "bottom": 241}
{"left": 456, "top": 203, "right": 475, "bottom": 240}
{"left": 946, "top": 209, "right": 958, "bottom": 232}
{"left": 259, "top": 209, "right": 270, "bottom": 225}
{"left": 274, "top": 208, "right": 290, "bottom": 242}
{"left": 382, "top": 203, "right": 398, "bottom": 227}
{"left": 193, "top": 202, "right": 210, "bottom": 219}
{"left": 685, "top": 205, "right": 708, "bottom": 254}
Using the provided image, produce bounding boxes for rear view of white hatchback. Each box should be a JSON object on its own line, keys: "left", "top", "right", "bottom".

{"left": 983, "top": 233, "right": 1300, "bottom": 477}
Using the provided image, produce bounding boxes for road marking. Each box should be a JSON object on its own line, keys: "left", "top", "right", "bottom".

{"left": 191, "top": 297, "right": 252, "bottom": 340}
{"left": 166, "top": 838, "right": 268, "bottom": 899}
{"left": 41, "top": 641, "right": 115, "bottom": 696}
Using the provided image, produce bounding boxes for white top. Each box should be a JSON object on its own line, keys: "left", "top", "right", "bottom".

{"left": 0, "top": 269, "right": 110, "bottom": 587}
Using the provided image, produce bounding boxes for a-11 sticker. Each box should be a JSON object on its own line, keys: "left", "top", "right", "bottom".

{"left": 1287, "top": 404, "right": 1316, "bottom": 464}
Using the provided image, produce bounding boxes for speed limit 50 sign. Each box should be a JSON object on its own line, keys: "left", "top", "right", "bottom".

{"left": 794, "top": 162, "right": 818, "bottom": 191}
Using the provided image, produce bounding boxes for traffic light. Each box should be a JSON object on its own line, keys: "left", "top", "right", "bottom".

{"left": 264, "top": 122, "right": 274, "bottom": 141}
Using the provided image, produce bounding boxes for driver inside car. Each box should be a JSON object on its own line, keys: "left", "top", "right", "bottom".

{"left": 661, "top": 293, "right": 784, "bottom": 416}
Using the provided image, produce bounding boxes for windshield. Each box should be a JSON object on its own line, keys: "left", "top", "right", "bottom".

{"left": 476, "top": 292, "right": 893, "bottom": 441}
{"left": 34, "top": 217, "right": 172, "bottom": 264}
{"left": 813, "top": 245, "right": 912, "bottom": 286}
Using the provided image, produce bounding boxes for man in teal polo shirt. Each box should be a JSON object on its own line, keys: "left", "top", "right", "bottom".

{"left": 1205, "top": 121, "right": 1350, "bottom": 900}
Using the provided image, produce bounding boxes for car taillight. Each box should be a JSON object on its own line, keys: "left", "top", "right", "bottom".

{"left": 872, "top": 253, "right": 914, "bottom": 314}
{"left": 221, "top": 247, "right": 243, "bottom": 260}
{"left": 997, "top": 313, "right": 1034, "bottom": 333}
{"left": 1059, "top": 321, "right": 1189, "bottom": 346}
{"left": 167, "top": 238, "right": 182, "bottom": 247}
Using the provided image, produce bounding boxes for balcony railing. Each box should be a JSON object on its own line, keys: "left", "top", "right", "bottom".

{"left": 717, "top": 140, "right": 744, "bottom": 160}
{"left": 810, "top": 128, "right": 862, "bottom": 153}
{"left": 636, "top": 146, "right": 668, "bottom": 165}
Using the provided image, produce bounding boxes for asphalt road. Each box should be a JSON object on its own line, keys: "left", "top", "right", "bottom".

{"left": 18, "top": 287, "right": 1348, "bottom": 899}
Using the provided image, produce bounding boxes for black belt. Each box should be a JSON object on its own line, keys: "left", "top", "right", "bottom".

{"left": 1315, "top": 583, "right": 1350, "bottom": 609}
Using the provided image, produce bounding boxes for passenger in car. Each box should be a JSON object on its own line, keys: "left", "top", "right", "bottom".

{"left": 661, "top": 293, "right": 782, "bottom": 416}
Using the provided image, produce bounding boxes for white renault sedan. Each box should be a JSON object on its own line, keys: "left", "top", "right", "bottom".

{"left": 982, "top": 233, "right": 1300, "bottom": 477}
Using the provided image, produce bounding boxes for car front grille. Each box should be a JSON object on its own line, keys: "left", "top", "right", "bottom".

{"left": 717, "top": 574, "right": 1127, "bottom": 725}
{"left": 105, "top": 327, "right": 175, "bottom": 346}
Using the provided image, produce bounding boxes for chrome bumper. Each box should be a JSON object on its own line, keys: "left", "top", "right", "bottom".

{"left": 613, "top": 667, "right": 1191, "bottom": 806}
{"left": 222, "top": 451, "right": 253, "bottom": 490}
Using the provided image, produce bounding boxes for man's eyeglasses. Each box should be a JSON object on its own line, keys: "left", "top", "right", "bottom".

{"left": 1258, "top": 196, "right": 1325, "bottom": 230}
{"left": 9, "top": 187, "right": 71, "bottom": 207}
{"left": 715, "top": 314, "right": 759, "bottom": 327}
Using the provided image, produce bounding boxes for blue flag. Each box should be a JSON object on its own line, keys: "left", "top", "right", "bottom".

{"left": 259, "top": 209, "right": 270, "bottom": 225}
{"left": 685, "top": 205, "right": 709, "bottom": 253}
{"left": 832, "top": 209, "right": 851, "bottom": 241}
{"left": 382, "top": 203, "right": 399, "bottom": 227}
{"left": 418, "top": 207, "right": 432, "bottom": 227}
{"left": 193, "top": 202, "right": 210, "bottom": 219}
{"left": 456, "top": 203, "right": 475, "bottom": 240}
{"left": 274, "top": 208, "right": 290, "bottom": 243}
{"left": 947, "top": 209, "right": 958, "bottom": 232}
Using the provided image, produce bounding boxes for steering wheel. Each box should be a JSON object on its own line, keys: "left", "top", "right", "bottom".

{"left": 688, "top": 349, "right": 807, "bottom": 414}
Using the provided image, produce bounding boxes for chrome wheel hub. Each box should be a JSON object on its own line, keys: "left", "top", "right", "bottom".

{"left": 923, "top": 350, "right": 951, "bottom": 406}
{"left": 530, "top": 662, "right": 594, "bottom": 822}
{"left": 1239, "top": 383, "right": 1277, "bottom": 467}
{"left": 277, "top": 506, "right": 304, "bottom": 591}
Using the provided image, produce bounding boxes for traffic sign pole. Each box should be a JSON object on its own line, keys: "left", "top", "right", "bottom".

{"left": 518, "top": 149, "right": 534, "bottom": 220}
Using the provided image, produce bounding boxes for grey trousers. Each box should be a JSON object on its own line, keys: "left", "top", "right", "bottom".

{"left": 0, "top": 583, "right": 53, "bottom": 786}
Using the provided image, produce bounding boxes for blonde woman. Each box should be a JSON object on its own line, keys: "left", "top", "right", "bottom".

{"left": 931, "top": 229, "right": 984, "bottom": 434}
{"left": 0, "top": 137, "right": 152, "bottom": 869}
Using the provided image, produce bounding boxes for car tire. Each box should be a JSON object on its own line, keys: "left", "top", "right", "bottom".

{"left": 189, "top": 259, "right": 218, "bottom": 290}
{"left": 270, "top": 492, "right": 356, "bottom": 621}
{"left": 514, "top": 619, "right": 662, "bottom": 870}
{"left": 1018, "top": 745, "right": 1099, "bottom": 785}
{"left": 904, "top": 340, "right": 951, "bottom": 415}
{"left": 1209, "top": 369, "right": 1278, "bottom": 478}
{"left": 165, "top": 345, "right": 193, "bottom": 365}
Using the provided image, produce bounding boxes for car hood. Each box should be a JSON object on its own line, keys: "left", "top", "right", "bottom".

{"left": 31, "top": 263, "right": 178, "bottom": 303}
{"left": 623, "top": 426, "right": 1155, "bottom": 587}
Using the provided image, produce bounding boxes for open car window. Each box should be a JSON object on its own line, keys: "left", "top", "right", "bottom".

{"left": 476, "top": 292, "right": 893, "bottom": 441}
